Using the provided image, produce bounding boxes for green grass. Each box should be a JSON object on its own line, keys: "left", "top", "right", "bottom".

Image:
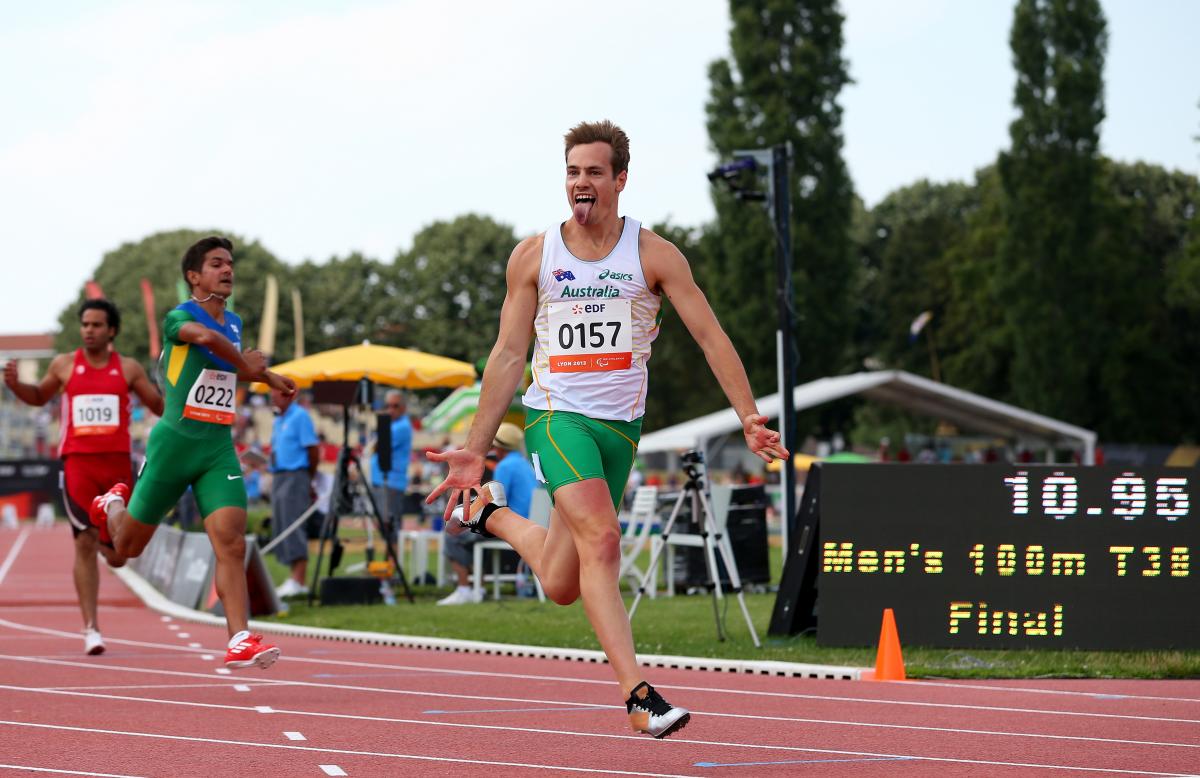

{"left": 247, "top": 511, "right": 1200, "bottom": 679}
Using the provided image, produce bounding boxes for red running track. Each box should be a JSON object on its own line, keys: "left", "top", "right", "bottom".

{"left": 1, "top": 523, "right": 1198, "bottom": 777}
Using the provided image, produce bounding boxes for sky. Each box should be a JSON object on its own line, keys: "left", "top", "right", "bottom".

{"left": 2, "top": 0, "right": 1197, "bottom": 334}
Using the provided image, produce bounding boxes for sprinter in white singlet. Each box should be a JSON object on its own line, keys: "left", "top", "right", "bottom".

{"left": 427, "top": 121, "right": 788, "bottom": 739}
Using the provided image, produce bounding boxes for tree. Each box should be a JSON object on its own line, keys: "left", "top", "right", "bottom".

{"left": 291, "top": 252, "right": 396, "bottom": 356}
{"left": 704, "top": 0, "right": 857, "bottom": 413}
{"left": 389, "top": 214, "right": 518, "bottom": 364}
{"left": 54, "top": 230, "right": 292, "bottom": 369}
{"left": 854, "top": 180, "right": 980, "bottom": 378}
{"left": 1101, "top": 161, "right": 1200, "bottom": 440}
{"left": 998, "top": 0, "right": 1108, "bottom": 426}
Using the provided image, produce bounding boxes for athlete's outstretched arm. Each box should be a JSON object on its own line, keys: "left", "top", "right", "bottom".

{"left": 175, "top": 322, "right": 267, "bottom": 381}
{"left": 123, "top": 358, "right": 165, "bottom": 417}
{"left": 645, "top": 232, "right": 788, "bottom": 464}
{"left": 3, "top": 354, "right": 69, "bottom": 406}
{"left": 426, "top": 235, "right": 541, "bottom": 515}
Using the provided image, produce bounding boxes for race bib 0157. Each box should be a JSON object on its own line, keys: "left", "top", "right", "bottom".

{"left": 183, "top": 369, "right": 237, "bottom": 424}
{"left": 547, "top": 299, "right": 633, "bottom": 373}
{"left": 72, "top": 394, "right": 119, "bottom": 435}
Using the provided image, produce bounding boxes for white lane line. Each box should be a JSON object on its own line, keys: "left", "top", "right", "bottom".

{"left": 0, "top": 718, "right": 1193, "bottom": 777}
{"left": 3, "top": 652, "right": 1195, "bottom": 731}
{"left": 318, "top": 767, "right": 346, "bottom": 776}
{"left": 0, "top": 527, "right": 32, "bottom": 588}
{"left": 284, "top": 731, "right": 306, "bottom": 741}
{"left": 5, "top": 614, "right": 1190, "bottom": 712}
{"left": 46, "top": 683, "right": 248, "bottom": 692}
{"left": 233, "top": 685, "right": 251, "bottom": 692}
{"left": 0, "top": 764, "right": 146, "bottom": 777}
{"left": 907, "top": 679, "right": 1200, "bottom": 705}
{"left": 3, "top": 683, "right": 1198, "bottom": 758}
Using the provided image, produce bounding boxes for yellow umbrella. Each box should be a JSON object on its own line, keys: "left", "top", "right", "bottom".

{"left": 251, "top": 341, "right": 476, "bottom": 392}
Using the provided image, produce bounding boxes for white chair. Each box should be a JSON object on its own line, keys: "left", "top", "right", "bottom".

{"left": 619, "top": 486, "right": 659, "bottom": 595}
{"left": 471, "top": 488, "right": 551, "bottom": 602}
{"left": 397, "top": 528, "right": 444, "bottom": 586}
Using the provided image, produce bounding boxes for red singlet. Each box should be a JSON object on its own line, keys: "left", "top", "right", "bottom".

{"left": 59, "top": 349, "right": 131, "bottom": 456}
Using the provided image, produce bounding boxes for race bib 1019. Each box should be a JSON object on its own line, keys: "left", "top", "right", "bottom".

{"left": 547, "top": 299, "right": 633, "bottom": 373}
{"left": 72, "top": 394, "right": 119, "bottom": 435}
{"left": 183, "top": 369, "right": 237, "bottom": 424}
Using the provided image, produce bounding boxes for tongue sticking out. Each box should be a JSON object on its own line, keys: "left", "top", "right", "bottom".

{"left": 573, "top": 200, "right": 593, "bottom": 225}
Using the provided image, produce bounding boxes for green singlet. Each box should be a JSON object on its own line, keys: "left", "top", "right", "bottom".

{"left": 523, "top": 409, "right": 642, "bottom": 510}
{"left": 127, "top": 302, "right": 246, "bottom": 525}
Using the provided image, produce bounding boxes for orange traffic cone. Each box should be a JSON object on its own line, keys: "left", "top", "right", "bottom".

{"left": 868, "top": 607, "right": 906, "bottom": 681}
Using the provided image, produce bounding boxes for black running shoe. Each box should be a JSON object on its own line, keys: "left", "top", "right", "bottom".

{"left": 626, "top": 681, "right": 690, "bottom": 738}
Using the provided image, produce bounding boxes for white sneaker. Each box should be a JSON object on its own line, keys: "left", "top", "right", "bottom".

{"left": 84, "top": 629, "right": 105, "bottom": 656}
{"left": 446, "top": 481, "right": 506, "bottom": 537}
{"left": 436, "top": 587, "right": 479, "bottom": 606}
{"left": 275, "top": 578, "right": 309, "bottom": 598}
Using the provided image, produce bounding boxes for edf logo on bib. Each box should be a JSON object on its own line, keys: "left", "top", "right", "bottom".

{"left": 571, "top": 303, "right": 606, "bottom": 315}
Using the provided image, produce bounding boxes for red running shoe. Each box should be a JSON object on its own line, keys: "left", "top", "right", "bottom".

{"left": 89, "top": 483, "right": 130, "bottom": 545}
{"left": 225, "top": 633, "right": 281, "bottom": 669}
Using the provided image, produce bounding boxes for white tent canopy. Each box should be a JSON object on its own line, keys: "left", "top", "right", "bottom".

{"left": 638, "top": 370, "right": 1097, "bottom": 464}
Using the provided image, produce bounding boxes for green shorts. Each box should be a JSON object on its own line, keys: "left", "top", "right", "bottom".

{"left": 127, "top": 423, "right": 246, "bottom": 525}
{"left": 524, "top": 409, "right": 642, "bottom": 510}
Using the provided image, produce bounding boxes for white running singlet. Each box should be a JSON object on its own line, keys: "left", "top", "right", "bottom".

{"left": 523, "top": 217, "right": 662, "bottom": 422}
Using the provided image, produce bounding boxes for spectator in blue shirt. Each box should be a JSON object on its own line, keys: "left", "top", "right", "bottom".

{"left": 438, "top": 422, "right": 537, "bottom": 605}
{"left": 370, "top": 390, "right": 412, "bottom": 536}
{"left": 270, "top": 389, "right": 319, "bottom": 598}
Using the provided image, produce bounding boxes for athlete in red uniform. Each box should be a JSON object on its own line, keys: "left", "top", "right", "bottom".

{"left": 4, "top": 299, "right": 163, "bottom": 655}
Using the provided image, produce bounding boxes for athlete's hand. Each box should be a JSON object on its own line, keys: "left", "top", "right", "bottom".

{"left": 242, "top": 349, "right": 268, "bottom": 378}
{"left": 268, "top": 372, "right": 297, "bottom": 398}
{"left": 425, "top": 448, "right": 486, "bottom": 522}
{"left": 742, "top": 414, "right": 788, "bottom": 463}
{"left": 2, "top": 361, "right": 17, "bottom": 390}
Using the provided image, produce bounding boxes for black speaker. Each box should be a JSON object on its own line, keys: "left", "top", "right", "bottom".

{"left": 376, "top": 413, "right": 392, "bottom": 473}
{"left": 319, "top": 576, "right": 382, "bottom": 606}
{"left": 671, "top": 485, "right": 770, "bottom": 588}
{"left": 312, "top": 380, "right": 357, "bottom": 406}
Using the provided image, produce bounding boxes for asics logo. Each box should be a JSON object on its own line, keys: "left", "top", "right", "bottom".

{"left": 227, "top": 474, "right": 242, "bottom": 480}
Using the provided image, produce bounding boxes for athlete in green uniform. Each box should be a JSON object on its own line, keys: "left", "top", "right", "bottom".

{"left": 91, "top": 236, "right": 296, "bottom": 669}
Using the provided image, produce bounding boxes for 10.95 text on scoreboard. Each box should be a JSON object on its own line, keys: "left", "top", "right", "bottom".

{"left": 815, "top": 465, "right": 1196, "bottom": 649}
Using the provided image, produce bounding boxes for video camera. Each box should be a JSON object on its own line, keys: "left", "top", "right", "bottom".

{"left": 680, "top": 449, "right": 705, "bottom": 482}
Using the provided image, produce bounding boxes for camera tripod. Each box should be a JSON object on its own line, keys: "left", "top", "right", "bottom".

{"left": 627, "top": 453, "right": 761, "bottom": 647}
{"left": 308, "top": 405, "right": 413, "bottom": 605}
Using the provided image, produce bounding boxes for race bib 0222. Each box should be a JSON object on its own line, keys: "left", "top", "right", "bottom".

{"left": 547, "top": 299, "right": 633, "bottom": 373}
{"left": 183, "top": 369, "right": 237, "bottom": 424}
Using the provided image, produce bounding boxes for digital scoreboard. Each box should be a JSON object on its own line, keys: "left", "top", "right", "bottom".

{"left": 814, "top": 464, "right": 1198, "bottom": 650}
